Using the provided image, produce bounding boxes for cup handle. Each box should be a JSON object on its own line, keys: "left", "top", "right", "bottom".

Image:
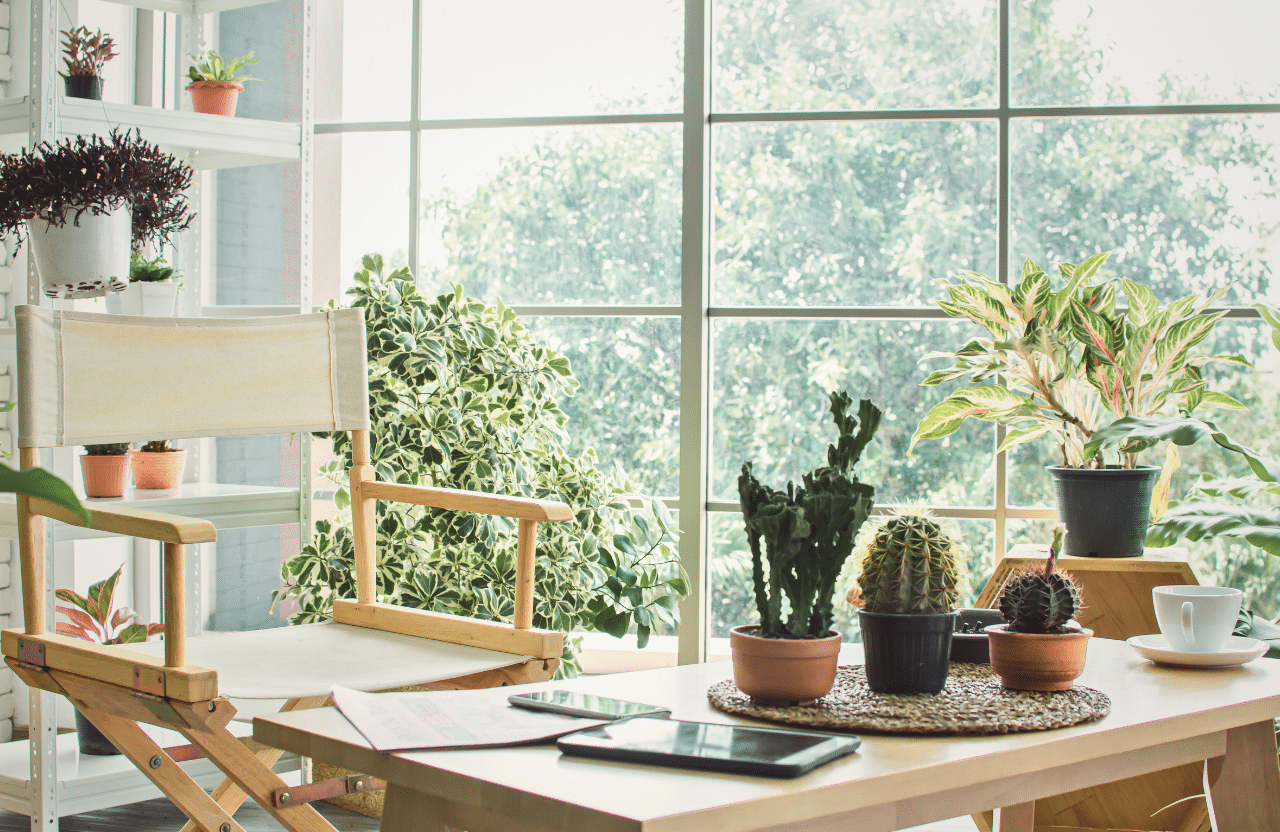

{"left": 1181, "top": 600, "right": 1195, "bottom": 645}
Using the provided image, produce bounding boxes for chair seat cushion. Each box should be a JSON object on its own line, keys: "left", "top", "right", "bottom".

{"left": 125, "top": 621, "right": 534, "bottom": 699}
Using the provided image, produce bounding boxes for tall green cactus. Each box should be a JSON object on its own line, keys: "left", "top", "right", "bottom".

{"left": 998, "top": 525, "right": 1083, "bottom": 634}
{"left": 856, "top": 511, "right": 961, "bottom": 615}
{"left": 738, "top": 391, "right": 881, "bottom": 638}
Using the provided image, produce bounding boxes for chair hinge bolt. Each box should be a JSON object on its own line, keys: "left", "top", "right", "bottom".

{"left": 279, "top": 791, "right": 290, "bottom": 804}
{"left": 220, "top": 824, "right": 231, "bottom": 832}
{"left": 149, "top": 755, "right": 162, "bottom": 769}
{"left": 353, "top": 779, "right": 364, "bottom": 792}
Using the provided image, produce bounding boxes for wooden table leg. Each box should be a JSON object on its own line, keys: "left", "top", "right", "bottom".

{"left": 1204, "top": 720, "right": 1280, "bottom": 832}
{"left": 993, "top": 800, "right": 1035, "bottom": 832}
{"left": 382, "top": 784, "right": 458, "bottom": 832}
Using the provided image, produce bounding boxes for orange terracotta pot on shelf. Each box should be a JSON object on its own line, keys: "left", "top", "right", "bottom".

{"left": 729, "top": 624, "right": 842, "bottom": 704}
{"left": 187, "top": 80, "right": 243, "bottom": 116}
{"left": 130, "top": 449, "right": 187, "bottom": 490}
{"left": 80, "top": 454, "right": 129, "bottom": 498}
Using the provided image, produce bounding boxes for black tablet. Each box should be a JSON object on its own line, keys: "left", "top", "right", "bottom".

{"left": 556, "top": 717, "right": 860, "bottom": 778}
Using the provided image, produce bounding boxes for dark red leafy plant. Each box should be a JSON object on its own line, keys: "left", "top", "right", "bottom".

{"left": 0, "top": 128, "right": 194, "bottom": 251}
{"left": 56, "top": 564, "right": 164, "bottom": 645}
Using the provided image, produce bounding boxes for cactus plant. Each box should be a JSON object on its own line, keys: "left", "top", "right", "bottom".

{"left": 998, "top": 525, "right": 1083, "bottom": 634}
{"left": 855, "top": 510, "right": 962, "bottom": 615}
{"left": 738, "top": 391, "right": 881, "bottom": 639}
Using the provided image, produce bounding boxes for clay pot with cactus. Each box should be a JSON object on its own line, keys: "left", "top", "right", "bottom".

{"left": 986, "top": 525, "right": 1092, "bottom": 691}
{"left": 732, "top": 390, "right": 882, "bottom": 703}
{"left": 848, "top": 511, "right": 963, "bottom": 693}
{"left": 130, "top": 440, "right": 186, "bottom": 490}
{"left": 80, "top": 443, "right": 131, "bottom": 498}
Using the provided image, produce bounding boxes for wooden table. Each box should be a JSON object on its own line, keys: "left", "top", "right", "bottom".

{"left": 253, "top": 638, "right": 1280, "bottom": 832}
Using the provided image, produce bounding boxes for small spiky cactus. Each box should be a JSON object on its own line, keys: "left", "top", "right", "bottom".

{"left": 999, "top": 525, "right": 1083, "bottom": 634}
{"left": 855, "top": 510, "right": 961, "bottom": 615}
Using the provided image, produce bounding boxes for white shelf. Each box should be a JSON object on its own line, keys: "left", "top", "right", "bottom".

{"left": 0, "top": 97, "right": 301, "bottom": 170}
{"left": 0, "top": 483, "right": 302, "bottom": 541}
{"left": 0, "top": 720, "right": 299, "bottom": 817}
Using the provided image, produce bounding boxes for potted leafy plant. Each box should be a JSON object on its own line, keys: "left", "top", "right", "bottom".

{"left": 60, "top": 26, "right": 117, "bottom": 100}
{"left": 186, "top": 49, "right": 263, "bottom": 117}
{"left": 130, "top": 440, "right": 185, "bottom": 490}
{"left": 985, "top": 525, "right": 1092, "bottom": 691}
{"left": 911, "top": 251, "right": 1251, "bottom": 558}
{"left": 109, "top": 252, "right": 181, "bottom": 316}
{"left": 847, "top": 510, "right": 963, "bottom": 693}
{"left": 0, "top": 129, "right": 194, "bottom": 299}
{"left": 80, "top": 443, "right": 131, "bottom": 498}
{"left": 734, "top": 391, "right": 881, "bottom": 703}
{"left": 56, "top": 564, "right": 163, "bottom": 754}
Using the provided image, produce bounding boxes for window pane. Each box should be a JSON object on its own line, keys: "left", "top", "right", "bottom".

{"left": 1014, "top": 0, "right": 1280, "bottom": 107}
{"left": 315, "top": 133, "right": 410, "bottom": 292}
{"left": 524, "top": 317, "right": 679, "bottom": 497}
{"left": 1011, "top": 115, "right": 1280, "bottom": 307}
{"left": 713, "top": 121, "right": 997, "bottom": 306}
{"left": 326, "top": 0, "right": 412, "bottom": 122}
{"left": 714, "top": 0, "right": 997, "bottom": 113}
{"left": 710, "top": 319, "right": 994, "bottom": 505}
{"left": 420, "top": 126, "right": 682, "bottom": 305}
{"left": 420, "top": 1, "right": 682, "bottom": 119}
{"left": 708, "top": 514, "right": 994, "bottom": 641}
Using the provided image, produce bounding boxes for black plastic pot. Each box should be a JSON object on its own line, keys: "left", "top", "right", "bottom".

{"left": 858, "top": 610, "right": 956, "bottom": 694}
{"left": 1048, "top": 465, "right": 1161, "bottom": 558}
{"left": 74, "top": 709, "right": 120, "bottom": 756}
{"left": 950, "top": 608, "right": 1006, "bottom": 663}
{"left": 64, "top": 75, "right": 103, "bottom": 100}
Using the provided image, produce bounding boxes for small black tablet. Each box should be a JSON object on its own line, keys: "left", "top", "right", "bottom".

{"left": 556, "top": 717, "right": 860, "bottom": 778}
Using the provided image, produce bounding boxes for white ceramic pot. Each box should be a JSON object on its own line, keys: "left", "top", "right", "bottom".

{"left": 106, "top": 281, "right": 179, "bottom": 317}
{"left": 27, "top": 207, "right": 131, "bottom": 299}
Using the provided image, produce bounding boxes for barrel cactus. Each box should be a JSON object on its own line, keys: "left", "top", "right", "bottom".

{"left": 998, "top": 525, "right": 1082, "bottom": 634}
{"left": 738, "top": 391, "right": 882, "bottom": 639}
{"left": 854, "top": 510, "right": 962, "bottom": 615}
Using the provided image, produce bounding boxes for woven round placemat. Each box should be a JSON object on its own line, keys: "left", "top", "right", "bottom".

{"left": 707, "top": 663, "right": 1110, "bottom": 736}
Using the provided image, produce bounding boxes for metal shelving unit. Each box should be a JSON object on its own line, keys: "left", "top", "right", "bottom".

{"left": 4, "top": 0, "right": 315, "bottom": 827}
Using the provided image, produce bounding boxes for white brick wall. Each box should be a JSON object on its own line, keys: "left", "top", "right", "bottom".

{"left": 0, "top": 2, "right": 8, "bottom": 98}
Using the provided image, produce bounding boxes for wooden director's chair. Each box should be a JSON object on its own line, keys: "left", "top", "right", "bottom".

{"left": 2, "top": 305, "right": 569, "bottom": 832}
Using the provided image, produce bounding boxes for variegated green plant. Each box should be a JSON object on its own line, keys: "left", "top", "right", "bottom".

{"left": 911, "top": 252, "right": 1251, "bottom": 483}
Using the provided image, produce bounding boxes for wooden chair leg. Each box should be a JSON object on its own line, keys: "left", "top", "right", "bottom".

{"left": 76, "top": 705, "right": 246, "bottom": 832}
{"left": 178, "top": 697, "right": 329, "bottom": 832}
{"left": 178, "top": 712, "right": 338, "bottom": 832}
{"left": 1204, "top": 720, "right": 1280, "bottom": 832}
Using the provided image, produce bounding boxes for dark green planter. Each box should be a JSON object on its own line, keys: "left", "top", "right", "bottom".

{"left": 1048, "top": 465, "right": 1161, "bottom": 558}
{"left": 64, "top": 75, "right": 103, "bottom": 100}
{"left": 74, "top": 709, "right": 120, "bottom": 756}
{"left": 858, "top": 610, "right": 956, "bottom": 694}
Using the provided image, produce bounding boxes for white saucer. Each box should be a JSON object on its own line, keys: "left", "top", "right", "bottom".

{"left": 1127, "top": 634, "right": 1268, "bottom": 668}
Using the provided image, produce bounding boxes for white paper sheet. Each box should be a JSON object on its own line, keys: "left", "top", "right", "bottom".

{"left": 331, "top": 685, "right": 609, "bottom": 752}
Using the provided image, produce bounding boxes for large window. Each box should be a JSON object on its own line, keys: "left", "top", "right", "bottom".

{"left": 317, "top": 0, "right": 1280, "bottom": 660}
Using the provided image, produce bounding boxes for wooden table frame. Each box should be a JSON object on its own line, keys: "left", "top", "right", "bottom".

{"left": 255, "top": 639, "right": 1280, "bottom": 832}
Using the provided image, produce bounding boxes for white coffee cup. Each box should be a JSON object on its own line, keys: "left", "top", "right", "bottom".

{"left": 1152, "top": 585, "right": 1242, "bottom": 653}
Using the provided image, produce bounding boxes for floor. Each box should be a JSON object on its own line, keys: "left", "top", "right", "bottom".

{"left": 0, "top": 798, "right": 979, "bottom": 830}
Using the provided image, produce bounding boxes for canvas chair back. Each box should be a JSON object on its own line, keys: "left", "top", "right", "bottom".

{"left": 16, "top": 306, "right": 370, "bottom": 448}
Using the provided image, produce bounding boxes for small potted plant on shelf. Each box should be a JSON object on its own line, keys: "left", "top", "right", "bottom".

{"left": 985, "top": 525, "right": 1092, "bottom": 691}
{"left": 847, "top": 510, "right": 963, "bottom": 693}
{"left": 186, "top": 48, "right": 263, "bottom": 117}
{"left": 110, "top": 252, "right": 181, "bottom": 316}
{"left": 60, "top": 26, "right": 118, "bottom": 101}
{"left": 910, "top": 250, "right": 1257, "bottom": 558}
{"left": 0, "top": 128, "right": 194, "bottom": 299}
{"left": 56, "top": 563, "right": 164, "bottom": 754}
{"left": 80, "top": 443, "right": 131, "bottom": 498}
{"left": 130, "top": 440, "right": 186, "bottom": 490}
{"left": 734, "top": 390, "right": 881, "bottom": 703}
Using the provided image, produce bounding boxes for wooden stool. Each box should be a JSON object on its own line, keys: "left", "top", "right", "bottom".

{"left": 971, "top": 545, "right": 1209, "bottom": 832}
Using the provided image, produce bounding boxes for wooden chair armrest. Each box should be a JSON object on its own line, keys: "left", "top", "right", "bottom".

{"left": 30, "top": 498, "right": 217, "bottom": 545}
{"left": 332, "top": 600, "right": 563, "bottom": 660}
{"left": 362, "top": 481, "right": 572, "bottom": 522}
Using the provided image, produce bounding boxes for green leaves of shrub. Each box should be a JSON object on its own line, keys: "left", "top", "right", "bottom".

{"left": 273, "top": 256, "right": 686, "bottom": 673}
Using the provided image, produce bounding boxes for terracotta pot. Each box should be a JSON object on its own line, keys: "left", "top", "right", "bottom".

{"left": 130, "top": 449, "right": 187, "bottom": 490}
{"left": 80, "top": 454, "right": 130, "bottom": 498}
{"left": 187, "top": 80, "right": 243, "bottom": 116}
{"left": 729, "top": 624, "right": 842, "bottom": 704}
{"left": 985, "top": 624, "right": 1093, "bottom": 692}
